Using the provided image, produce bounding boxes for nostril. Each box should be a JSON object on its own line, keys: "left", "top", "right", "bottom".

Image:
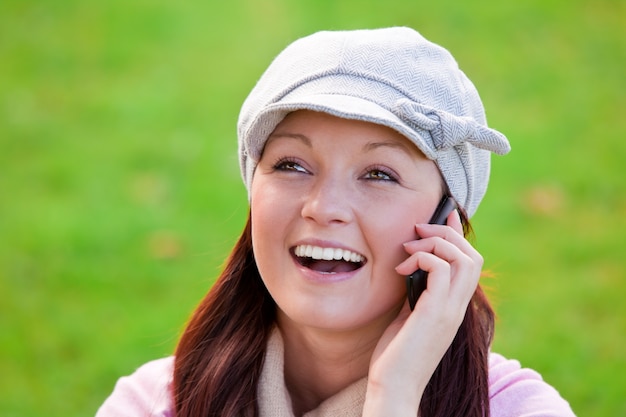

{"left": 300, "top": 196, "right": 353, "bottom": 225}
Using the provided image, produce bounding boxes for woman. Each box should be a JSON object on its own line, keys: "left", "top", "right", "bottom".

{"left": 97, "top": 27, "right": 575, "bottom": 416}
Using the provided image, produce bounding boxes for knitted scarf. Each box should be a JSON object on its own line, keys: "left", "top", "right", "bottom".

{"left": 257, "top": 328, "right": 368, "bottom": 417}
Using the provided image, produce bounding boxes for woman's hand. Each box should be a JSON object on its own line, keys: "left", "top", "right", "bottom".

{"left": 362, "top": 209, "right": 483, "bottom": 416}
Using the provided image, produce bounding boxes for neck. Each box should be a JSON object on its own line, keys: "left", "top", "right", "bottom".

{"left": 276, "top": 311, "right": 395, "bottom": 416}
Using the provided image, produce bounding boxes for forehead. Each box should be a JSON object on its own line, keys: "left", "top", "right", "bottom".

{"left": 267, "top": 110, "right": 428, "bottom": 159}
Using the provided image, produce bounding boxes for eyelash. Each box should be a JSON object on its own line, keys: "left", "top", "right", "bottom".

{"left": 363, "top": 165, "right": 399, "bottom": 182}
{"left": 272, "top": 157, "right": 308, "bottom": 173}
{"left": 271, "top": 158, "right": 399, "bottom": 183}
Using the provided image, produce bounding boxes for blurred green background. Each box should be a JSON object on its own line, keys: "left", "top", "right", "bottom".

{"left": 1, "top": 0, "right": 624, "bottom": 415}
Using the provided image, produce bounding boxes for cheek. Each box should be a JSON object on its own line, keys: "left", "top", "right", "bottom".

{"left": 369, "top": 220, "right": 414, "bottom": 285}
{"left": 250, "top": 178, "right": 298, "bottom": 281}
{"left": 251, "top": 183, "right": 280, "bottom": 254}
{"left": 370, "top": 196, "right": 434, "bottom": 242}
{"left": 251, "top": 179, "right": 295, "bottom": 233}
{"left": 364, "top": 194, "right": 438, "bottom": 275}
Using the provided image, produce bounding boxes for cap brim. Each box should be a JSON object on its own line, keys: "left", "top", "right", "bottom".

{"left": 244, "top": 94, "right": 437, "bottom": 162}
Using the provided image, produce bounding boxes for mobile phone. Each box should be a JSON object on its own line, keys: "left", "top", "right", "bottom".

{"left": 406, "top": 195, "right": 457, "bottom": 310}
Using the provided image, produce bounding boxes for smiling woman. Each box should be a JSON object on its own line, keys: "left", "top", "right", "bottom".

{"left": 251, "top": 111, "right": 444, "bottom": 337}
{"left": 96, "top": 27, "right": 575, "bottom": 417}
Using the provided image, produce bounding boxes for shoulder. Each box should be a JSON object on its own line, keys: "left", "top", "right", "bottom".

{"left": 488, "top": 352, "right": 576, "bottom": 416}
{"left": 95, "top": 357, "right": 175, "bottom": 417}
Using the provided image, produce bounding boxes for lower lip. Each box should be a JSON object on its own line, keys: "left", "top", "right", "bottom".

{"left": 291, "top": 256, "right": 362, "bottom": 284}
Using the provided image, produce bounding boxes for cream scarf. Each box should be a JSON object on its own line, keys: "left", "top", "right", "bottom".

{"left": 257, "top": 328, "right": 368, "bottom": 417}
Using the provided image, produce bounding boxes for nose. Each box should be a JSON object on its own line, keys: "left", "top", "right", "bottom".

{"left": 301, "top": 176, "right": 353, "bottom": 226}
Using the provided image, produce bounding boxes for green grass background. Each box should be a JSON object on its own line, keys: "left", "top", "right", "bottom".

{"left": 1, "top": 0, "right": 624, "bottom": 415}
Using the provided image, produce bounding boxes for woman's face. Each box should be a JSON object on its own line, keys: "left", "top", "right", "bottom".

{"left": 251, "top": 110, "right": 443, "bottom": 333}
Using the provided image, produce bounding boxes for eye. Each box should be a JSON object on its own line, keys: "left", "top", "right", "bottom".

{"left": 273, "top": 157, "right": 309, "bottom": 174}
{"left": 363, "top": 166, "right": 399, "bottom": 182}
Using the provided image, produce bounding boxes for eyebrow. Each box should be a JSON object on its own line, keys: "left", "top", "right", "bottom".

{"left": 363, "top": 140, "right": 415, "bottom": 156}
{"left": 267, "top": 133, "right": 416, "bottom": 157}
{"left": 266, "top": 132, "right": 312, "bottom": 147}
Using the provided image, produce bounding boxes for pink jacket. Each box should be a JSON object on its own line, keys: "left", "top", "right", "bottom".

{"left": 97, "top": 344, "right": 575, "bottom": 416}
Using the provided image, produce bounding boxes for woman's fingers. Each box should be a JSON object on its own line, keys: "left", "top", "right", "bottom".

{"left": 397, "top": 232, "right": 480, "bottom": 280}
{"left": 396, "top": 214, "right": 483, "bottom": 310}
{"left": 367, "top": 212, "right": 484, "bottom": 407}
{"left": 446, "top": 209, "right": 464, "bottom": 235}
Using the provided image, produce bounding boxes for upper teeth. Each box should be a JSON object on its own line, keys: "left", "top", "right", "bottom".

{"left": 294, "top": 245, "right": 364, "bottom": 263}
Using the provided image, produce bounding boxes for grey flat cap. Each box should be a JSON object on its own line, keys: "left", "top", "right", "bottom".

{"left": 237, "top": 27, "right": 510, "bottom": 217}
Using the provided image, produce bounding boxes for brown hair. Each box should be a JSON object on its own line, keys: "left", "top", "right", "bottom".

{"left": 173, "top": 211, "right": 494, "bottom": 417}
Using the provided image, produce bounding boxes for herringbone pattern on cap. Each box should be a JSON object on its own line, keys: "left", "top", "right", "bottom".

{"left": 238, "top": 27, "right": 510, "bottom": 217}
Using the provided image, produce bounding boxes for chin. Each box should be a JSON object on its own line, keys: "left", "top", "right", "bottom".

{"left": 278, "top": 295, "right": 403, "bottom": 333}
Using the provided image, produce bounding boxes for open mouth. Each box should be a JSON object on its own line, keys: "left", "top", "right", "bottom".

{"left": 292, "top": 245, "right": 366, "bottom": 274}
